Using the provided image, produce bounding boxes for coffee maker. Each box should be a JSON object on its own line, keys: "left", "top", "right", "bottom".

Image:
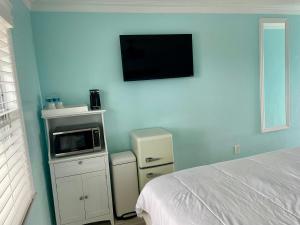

{"left": 90, "top": 89, "right": 101, "bottom": 110}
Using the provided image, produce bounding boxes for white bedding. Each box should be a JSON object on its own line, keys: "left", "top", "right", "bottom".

{"left": 136, "top": 148, "right": 300, "bottom": 225}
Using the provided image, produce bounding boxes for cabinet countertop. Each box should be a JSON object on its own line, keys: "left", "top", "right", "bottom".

{"left": 49, "top": 151, "right": 108, "bottom": 164}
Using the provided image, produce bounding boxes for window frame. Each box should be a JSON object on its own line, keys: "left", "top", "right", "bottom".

{"left": 0, "top": 13, "right": 36, "bottom": 225}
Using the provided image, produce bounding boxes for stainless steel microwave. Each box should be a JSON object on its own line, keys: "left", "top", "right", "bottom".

{"left": 52, "top": 123, "right": 102, "bottom": 157}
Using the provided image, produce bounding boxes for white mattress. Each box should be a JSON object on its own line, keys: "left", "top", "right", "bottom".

{"left": 136, "top": 148, "right": 300, "bottom": 225}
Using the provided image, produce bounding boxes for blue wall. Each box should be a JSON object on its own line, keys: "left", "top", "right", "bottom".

{"left": 11, "top": 0, "right": 54, "bottom": 224}
{"left": 7, "top": 9, "right": 300, "bottom": 225}
{"left": 31, "top": 13, "right": 300, "bottom": 170}
{"left": 30, "top": 13, "right": 300, "bottom": 168}
{"left": 264, "top": 28, "right": 286, "bottom": 128}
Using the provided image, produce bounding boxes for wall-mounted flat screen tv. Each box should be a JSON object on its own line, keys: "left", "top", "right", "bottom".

{"left": 120, "top": 34, "right": 194, "bottom": 81}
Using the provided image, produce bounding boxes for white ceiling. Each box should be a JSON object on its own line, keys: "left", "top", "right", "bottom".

{"left": 23, "top": 0, "right": 300, "bottom": 14}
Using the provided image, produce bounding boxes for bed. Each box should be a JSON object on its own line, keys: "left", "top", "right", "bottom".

{"left": 136, "top": 148, "right": 300, "bottom": 225}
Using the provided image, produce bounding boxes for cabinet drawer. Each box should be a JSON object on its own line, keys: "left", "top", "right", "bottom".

{"left": 138, "top": 163, "right": 174, "bottom": 190}
{"left": 54, "top": 157, "right": 105, "bottom": 178}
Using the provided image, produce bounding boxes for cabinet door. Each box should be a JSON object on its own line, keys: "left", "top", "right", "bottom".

{"left": 82, "top": 171, "right": 110, "bottom": 219}
{"left": 56, "top": 175, "right": 85, "bottom": 225}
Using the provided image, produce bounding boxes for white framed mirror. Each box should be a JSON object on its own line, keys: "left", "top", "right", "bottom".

{"left": 260, "top": 18, "right": 290, "bottom": 133}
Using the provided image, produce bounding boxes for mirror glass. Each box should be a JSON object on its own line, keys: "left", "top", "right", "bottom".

{"left": 260, "top": 19, "right": 289, "bottom": 132}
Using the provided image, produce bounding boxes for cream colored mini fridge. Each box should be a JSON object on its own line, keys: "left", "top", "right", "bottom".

{"left": 131, "top": 128, "right": 175, "bottom": 190}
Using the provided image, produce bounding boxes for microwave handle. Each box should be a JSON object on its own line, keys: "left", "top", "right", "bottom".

{"left": 52, "top": 128, "right": 93, "bottom": 136}
{"left": 92, "top": 128, "right": 101, "bottom": 148}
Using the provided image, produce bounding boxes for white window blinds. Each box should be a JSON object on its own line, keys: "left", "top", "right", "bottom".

{"left": 0, "top": 17, "right": 35, "bottom": 225}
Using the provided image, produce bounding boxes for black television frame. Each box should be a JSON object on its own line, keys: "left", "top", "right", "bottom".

{"left": 119, "top": 34, "right": 194, "bottom": 81}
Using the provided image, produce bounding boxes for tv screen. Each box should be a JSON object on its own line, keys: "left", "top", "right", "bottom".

{"left": 120, "top": 34, "right": 194, "bottom": 81}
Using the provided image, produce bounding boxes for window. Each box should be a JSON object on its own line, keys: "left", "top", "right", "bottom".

{"left": 0, "top": 16, "right": 35, "bottom": 225}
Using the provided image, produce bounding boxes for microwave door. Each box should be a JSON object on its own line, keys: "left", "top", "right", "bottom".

{"left": 54, "top": 130, "right": 94, "bottom": 156}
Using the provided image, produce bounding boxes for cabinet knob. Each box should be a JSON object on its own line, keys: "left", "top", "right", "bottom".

{"left": 84, "top": 195, "right": 88, "bottom": 199}
{"left": 78, "top": 161, "right": 83, "bottom": 165}
{"left": 79, "top": 196, "right": 84, "bottom": 201}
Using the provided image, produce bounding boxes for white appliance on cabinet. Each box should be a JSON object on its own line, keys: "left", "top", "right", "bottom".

{"left": 42, "top": 109, "right": 114, "bottom": 225}
{"left": 131, "top": 128, "right": 175, "bottom": 190}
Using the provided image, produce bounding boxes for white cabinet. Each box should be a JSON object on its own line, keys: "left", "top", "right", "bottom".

{"left": 56, "top": 170, "right": 110, "bottom": 224}
{"left": 56, "top": 175, "right": 85, "bottom": 225}
{"left": 50, "top": 154, "right": 114, "bottom": 225}
{"left": 43, "top": 110, "right": 115, "bottom": 225}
